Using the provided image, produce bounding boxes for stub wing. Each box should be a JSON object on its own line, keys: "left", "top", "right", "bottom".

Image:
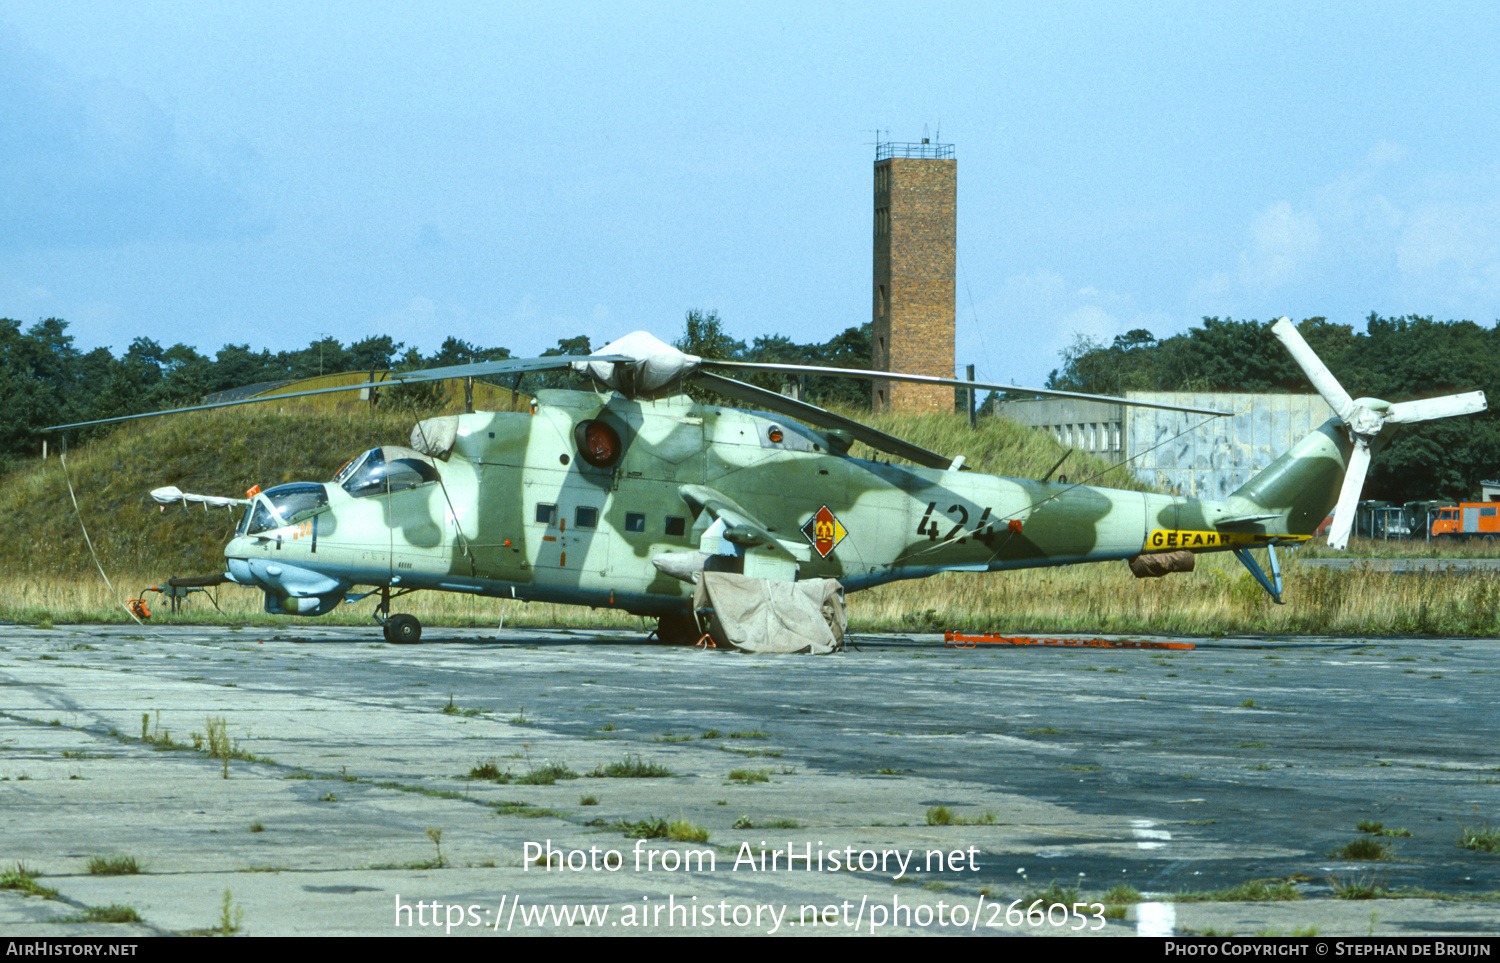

{"left": 678, "top": 485, "right": 811, "bottom": 562}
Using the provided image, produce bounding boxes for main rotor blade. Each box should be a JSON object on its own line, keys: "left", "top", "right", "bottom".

{"left": 1270, "top": 317, "right": 1356, "bottom": 421}
{"left": 42, "top": 353, "right": 631, "bottom": 432}
{"left": 43, "top": 379, "right": 405, "bottom": 432}
{"left": 390, "top": 354, "right": 631, "bottom": 384}
{"left": 700, "top": 360, "right": 1232, "bottom": 416}
{"left": 1385, "top": 391, "right": 1488, "bottom": 424}
{"left": 692, "top": 371, "right": 955, "bottom": 470}
{"left": 1326, "top": 439, "right": 1372, "bottom": 551}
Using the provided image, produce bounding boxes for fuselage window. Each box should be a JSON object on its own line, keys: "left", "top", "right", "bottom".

{"left": 575, "top": 506, "right": 599, "bottom": 529}
{"left": 665, "top": 516, "right": 686, "bottom": 537}
{"left": 536, "top": 503, "right": 558, "bottom": 525}
{"left": 625, "top": 512, "right": 646, "bottom": 533}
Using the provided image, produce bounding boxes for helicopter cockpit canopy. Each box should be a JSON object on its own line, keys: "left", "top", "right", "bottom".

{"left": 239, "top": 482, "right": 329, "bottom": 536}
{"left": 333, "top": 446, "right": 440, "bottom": 498}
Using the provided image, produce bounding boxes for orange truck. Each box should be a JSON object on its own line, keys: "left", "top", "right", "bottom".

{"left": 1429, "top": 503, "right": 1500, "bottom": 541}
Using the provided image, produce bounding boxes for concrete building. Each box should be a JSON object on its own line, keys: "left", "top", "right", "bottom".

{"left": 871, "top": 139, "right": 955, "bottom": 412}
{"left": 996, "top": 393, "right": 1338, "bottom": 499}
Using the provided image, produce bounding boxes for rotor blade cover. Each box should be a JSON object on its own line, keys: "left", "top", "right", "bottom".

{"left": 1327, "top": 440, "right": 1372, "bottom": 550}
{"left": 1270, "top": 317, "right": 1356, "bottom": 420}
{"left": 1386, "top": 391, "right": 1487, "bottom": 424}
{"left": 572, "top": 331, "right": 701, "bottom": 398}
{"left": 150, "top": 486, "right": 249, "bottom": 508}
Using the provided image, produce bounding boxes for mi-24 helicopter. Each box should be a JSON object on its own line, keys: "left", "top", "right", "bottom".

{"left": 48, "top": 319, "right": 1486, "bottom": 645}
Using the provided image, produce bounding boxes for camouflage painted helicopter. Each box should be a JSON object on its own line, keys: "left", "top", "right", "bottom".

{"left": 48, "top": 319, "right": 1486, "bottom": 644}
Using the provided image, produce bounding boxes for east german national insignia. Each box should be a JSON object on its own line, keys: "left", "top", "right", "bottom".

{"left": 801, "top": 505, "right": 847, "bottom": 558}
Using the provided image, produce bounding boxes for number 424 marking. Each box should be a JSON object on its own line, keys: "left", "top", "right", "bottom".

{"left": 916, "top": 502, "right": 996, "bottom": 545}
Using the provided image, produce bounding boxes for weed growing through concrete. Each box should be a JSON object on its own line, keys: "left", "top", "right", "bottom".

{"left": 926, "top": 806, "right": 996, "bottom": 826}
{"left": 617, "top": 817, "right": 670, "bottom": 839}
{"left": 1459, "top": 824, "right": 1500, "bottom": 853}
{"left": 727, "top": 769, "right": 769, "bottom": 784}
{"left": 87, "top": 856, "right": 142, "bottom": 876}
{"left": 588, "top": 755, "right": 673, "bottom": 778}
{"left": 206, "top": 715, "right": 231, "bottom": 778}
{"left": 57, "top": 905, "right": 141, "bottom": 924}
{"left": 1330, "top": 869, "right": 1388, "bottom": 899}
{"left": 1336, "top": 837, "right": 1391, "bottom": 861}
{"left": 473, "top": 762, "right": 510, "bottom": 781}
{"left": 667, "top": 820, "right": 709, "bottom": 843}
{"left": 1101, "top": 883, "right": 1141, "bottom": 919}
{"left": 426, "top": 828, "right": 445, "bottom": 868}
{"left": 442, "top": 695, "right": 484, "bottom": 717}
{"left": 516, "top": 761, "right": 578, "bottom": 785}
{"left": 493, "top": 801, "right": 564, "bottom": 819}
{"left": 733, "top": 815, "right": 800, "bottom": 830}
{"left": 139, "top": 711, "right": 188, "bottom": 750}
{"left": 468, "top": 759, "right": 513, "bottom": 782}
{"left": 1175, "top": 879, "right": 1301, "bottom": 902}
{"left": 1, "top": 864, "right": 58, "bottom": 899}
{"left": 219, "top": 888, "right": 245, "bottom": 934}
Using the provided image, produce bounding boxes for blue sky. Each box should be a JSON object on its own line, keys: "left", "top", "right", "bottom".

{"left": 4, "top": 1, "right": 1499, "bottom": 388}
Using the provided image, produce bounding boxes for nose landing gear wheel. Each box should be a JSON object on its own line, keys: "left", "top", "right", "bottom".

{"left": 384, "top": 614, "right": 422, "bottom": 644}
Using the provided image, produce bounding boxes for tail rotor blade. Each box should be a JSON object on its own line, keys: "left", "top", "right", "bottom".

{"left": 1386, "top": 391, "right": 1488, "bottom": 424}
{"left": 1270, "top": 317, "right": 1355, "bottom": 420}
{"left": 1326, "top": 440, "right": 1372, "bottom": 551}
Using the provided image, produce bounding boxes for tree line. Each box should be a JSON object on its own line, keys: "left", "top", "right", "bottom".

{"left": 10, "top": 309, "right": 1496, "bottom": 502}
{"left": 2, "top": 312, "right": 872, "bottom": 470}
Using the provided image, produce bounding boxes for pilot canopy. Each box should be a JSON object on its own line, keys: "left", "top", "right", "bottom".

{"left": 333, "top": 446, "right": 440, "bottom": 498}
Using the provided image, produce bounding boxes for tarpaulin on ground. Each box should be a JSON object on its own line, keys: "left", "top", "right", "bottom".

{"left": 692, "top": 573, "right": 846, "bottom": 654}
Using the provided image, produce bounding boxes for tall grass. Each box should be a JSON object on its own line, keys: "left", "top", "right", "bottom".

{"left": 859, "top": 549, "right": 1500, "bottom": 636}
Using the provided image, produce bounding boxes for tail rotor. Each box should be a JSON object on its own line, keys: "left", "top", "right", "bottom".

{"left": 1270, "top": 318, "right": 1486, "bottom": 550}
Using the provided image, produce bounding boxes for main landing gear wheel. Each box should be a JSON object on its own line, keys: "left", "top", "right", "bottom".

{"left": 384, "top": 614, "right": 422, "bottom": 644}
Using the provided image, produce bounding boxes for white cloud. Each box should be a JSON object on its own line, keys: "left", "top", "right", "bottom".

{"left": 1240, "top": 200, "right": 1321, "bottom": 289}
{"left": 1197, "top": 147, "right": 1500, "bottom": 322}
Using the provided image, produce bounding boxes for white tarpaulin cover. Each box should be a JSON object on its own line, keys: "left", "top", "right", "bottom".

{"left": 692, "top": 572, "right": 846, "bottom": 654}
{"left": 410, "top": 416, "right": 460, "bottom": 457}
{"left": 572, "top": 331, "right": 701, "bottom": 398}
{"left": 150, "top": 486, "right": 247, "bottom": 509}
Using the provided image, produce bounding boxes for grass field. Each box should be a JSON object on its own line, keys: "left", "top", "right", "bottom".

{"left": 10, "top": 539, "right": 1498, "bottom": 638}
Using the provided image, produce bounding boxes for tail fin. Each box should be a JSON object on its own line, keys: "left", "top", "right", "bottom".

{"left": 1222, "top": 417, "right": 1349, "bottom": 537}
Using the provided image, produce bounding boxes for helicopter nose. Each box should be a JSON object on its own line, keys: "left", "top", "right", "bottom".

{"left": 227, "top": 557, "right": 349, "bottom": 598}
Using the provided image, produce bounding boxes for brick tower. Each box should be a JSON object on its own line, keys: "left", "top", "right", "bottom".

{"left": 871, "top": 138, "right": 956, "bottom": 412}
